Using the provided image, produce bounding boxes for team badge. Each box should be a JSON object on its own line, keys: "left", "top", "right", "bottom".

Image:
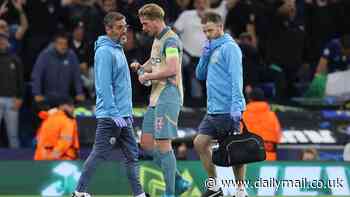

{"left": 155, "top": 117, "right": 164, "bottom": 131}
{"left": 110, "top": 137, "right": 116, "bottom": 145}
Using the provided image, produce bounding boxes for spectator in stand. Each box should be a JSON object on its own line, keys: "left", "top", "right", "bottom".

{"left": 124, "top": 27, "right": 149, "bottom": 105}
{"left": 69, "top": 21, "right": 94, "bottom": 100}
{"left": 239, "top": 32, "right": 262, "bottom": 96}
{"left": 0, "top": 0, "right": 28, "bottom": 54}
{"left": 301, "top": 148, "right": 319, "bottom": 160}
{"left": 263, "top": 0, "right": 307, "bottom": 100}
{"left": 70, "top": 21, "right": 90, "bottom": 69}
{"left": 34, "top": 96, "right": 80, "bottom": 160}
{"left": 174, "top": 0, "right": 210, "bottom": 106}
{"left": 175, "top": 0, "right": 192, "bottom": 11}
{"left": 31, "top": 32, "right": 84, "bottom": 110}
{"left": 94, "top": 0, "right": 119, "bottom": 37}
{"left": 94, "top": 0, "right": 120, "bottom": 20}
{"left": 100, "top": 0, "right": 117, "bottom": 13}
{"left": 124, "top": 27, "right": 147, "bottom": 64}
{"left": 61, "top": 0, "right": 101, "bottom": 41}
{"left": 225, "top": 0, "right": 266, "bottom": 48}
{"left": 314, "top": 34, "right": 350, "bottom": 75}
{"left": 303, "top": 0, "right": 337, "bottom": 65}
{"left": 306, "top": 34, "right": 350, "bottom": 98}
{"left": 242, "top": 88, "right": 281, "bottom": 161}
{"left": 166, "top": 0, "right": 192, "bottom": 24}
{"left": 119, "top": 0, "right": 143, "bottom": 31}
{"left": 0, "top": 32, "right": 24, "bottom": 148}
{"left": 210, "top": 0, "right": 237, "bottom": 26}
{"left": 22, "top": 0, "right": 65, "bottom": 80}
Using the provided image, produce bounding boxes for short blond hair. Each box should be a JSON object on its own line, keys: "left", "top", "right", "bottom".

{"left": 201, "top": 11, "right": 223, "bottom": 24}
{"left": 138, "top": 3, "right": 165, "bottom": 20}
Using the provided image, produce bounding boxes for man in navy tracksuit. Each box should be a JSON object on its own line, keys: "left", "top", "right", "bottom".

{"left": 193, "top": 12, "right": 247, "bottom": 197}
{"left": 31, "top": 32, "right": 84, "bottom": 107}
{"left": 72, "top": 12, "right": 147, "bottom": 197}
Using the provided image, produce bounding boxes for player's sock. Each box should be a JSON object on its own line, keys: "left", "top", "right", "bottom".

{"left": 145, "top": 149, "right": 179, "bottom": 171}
{"left": 153, "top": 148, "right": 182, "bottom": 179}
{"left": 152, "top": 149, "right": 162, "bottom": 167}
{"left": 144, "top": 148, "right": 162, "bottom": 168}
{"left": 146, "top": 148, "right": 183, "bottom": 185}
{"left": 159, "top": 150, "right": 176, "bottom": 195}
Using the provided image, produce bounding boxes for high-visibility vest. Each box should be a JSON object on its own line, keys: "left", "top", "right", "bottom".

{"left": 34, "top": 110, "right": 80, "bottom": 160}
{"left": 243, "top": 101, "right": 281, "bottom": 161}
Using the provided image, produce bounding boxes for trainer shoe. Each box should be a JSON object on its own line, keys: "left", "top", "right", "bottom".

{"left": 201, "top": 188, "right": 223, "bottom": 197}
{"left": 175, "top": 176, "right": 191, "bottom": 195}
{"left": 233, "top": 188, "right": 248, "bottom": 197}
{"left": 72, "top": 191, "right": 91, "bottom": 197}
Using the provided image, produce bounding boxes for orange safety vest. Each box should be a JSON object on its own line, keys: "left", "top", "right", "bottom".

{"left": 34, "top": 110, "right": 80, "bottom": 160}
{"left": 242, "top": 101, "right": 281, "bottom": 161}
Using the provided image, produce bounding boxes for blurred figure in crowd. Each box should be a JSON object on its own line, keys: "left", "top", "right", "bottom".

{"left": 315, "top": 34, "right": 350, "bottom": 74}
{"left": 0, "top": 0, "right": 29, "bottom": 54}
{"left": 22, "top": 0, "right": 64, "bottom": 80}
{"left": 34, "top": 96, "right": 79, "bottom": 160}
{"left": 31, "top": 32, "right": 84, "bottom": 110}
{"left": 303, "top": 0, "right": 337, "bottom": 65}
{"left": 124, "top": 27, "right": 149, "bottom": 104}
{"left": 69, "top": 21, "right": 94, "bottom": 100}
{"left": 263, "top": 0, "right": 306, "bottom": 100}
{"left": 239, "top": 32, "right": 262, "bottom": 96}
{"left": 305, "top": 34, "right": 350, "bottom": 98}
{"left": 174, "top": 0, "right": 209, "bottom": 106}
{"left": 61, "top": 0, "right": 101, "bottom": 41}
{"left": 301, "top": 148, "right": 319, "bottom": 160}
{"left": 0, "top": 32, "right": 24, "bottom": 148}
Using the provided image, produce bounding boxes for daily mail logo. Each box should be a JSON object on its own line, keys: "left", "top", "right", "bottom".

{"left": 281, "top": 129, "right": 337, "bottom": 144}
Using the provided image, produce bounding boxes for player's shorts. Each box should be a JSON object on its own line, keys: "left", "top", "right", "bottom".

{"left": 142, "top": 85, "right": 181, "bottom": 139}
{"left": 142, "top": 103, "right": 180, "bottom": 139}
{"left": 198, "top": 113, "right": 240, "bottom": 139}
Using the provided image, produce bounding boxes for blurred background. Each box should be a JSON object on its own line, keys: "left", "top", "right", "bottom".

{"left": 0, "top": 0, "right": 349, "bottom": 196}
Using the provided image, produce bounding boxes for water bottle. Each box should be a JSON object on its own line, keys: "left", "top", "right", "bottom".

{"left": 137, "top": 67, "right": 152, "bottom": 87}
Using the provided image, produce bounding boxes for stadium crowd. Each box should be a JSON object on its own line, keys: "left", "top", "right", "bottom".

{"left": 0, "top": 0, "right": 349, "bottom": 154}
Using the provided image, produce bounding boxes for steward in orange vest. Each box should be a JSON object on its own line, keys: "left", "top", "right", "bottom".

{"left": 243, "top": 88, "right": 281, "bottom": 160}
{"left": 34, "top": 97, "right": 79, "bottom": 160}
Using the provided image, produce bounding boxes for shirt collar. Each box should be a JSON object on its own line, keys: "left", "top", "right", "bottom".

{"left": 156, "top": 26, "right": 170, "bottom": 39}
